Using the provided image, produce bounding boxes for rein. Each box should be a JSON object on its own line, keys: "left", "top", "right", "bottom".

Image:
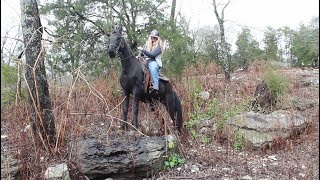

{"left": 109, "top": 33, "right": 134, "bottom": 60}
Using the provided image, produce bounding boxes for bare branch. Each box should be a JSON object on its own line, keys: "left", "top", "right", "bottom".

{"left": 221, "top": 0, "right": 230, "bottom": 21}
{"left": 70, "top": 6, "right": 106, "bottom": 35}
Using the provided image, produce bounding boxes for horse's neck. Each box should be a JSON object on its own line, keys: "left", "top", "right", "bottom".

{"left": 120, "top": 41, "right": 135, "bottom": 69}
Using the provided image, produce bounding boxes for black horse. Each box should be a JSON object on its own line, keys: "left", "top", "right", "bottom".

{"left": 107, "top": 26, "right": 182, "bottom": 132}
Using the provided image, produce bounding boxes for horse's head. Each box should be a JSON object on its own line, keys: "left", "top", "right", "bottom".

{"left": 108, "top": 26, "right": 123, "bottom": 58}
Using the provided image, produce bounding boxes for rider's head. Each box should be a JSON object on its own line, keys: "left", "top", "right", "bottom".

{"left": 150, "top": 30, "right": 160, "bottom": 40}
{"left": 147, "top": 29, "right": 163, "bottom": 51}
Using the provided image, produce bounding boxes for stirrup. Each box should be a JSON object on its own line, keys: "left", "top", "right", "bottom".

{"left": 149, "top": 85, "right": 158, "bottom": 94}
{"left": 149, "top": 83, "right": 155, "bottom": 93}
{"left": 150, "top": 88, "right": 159, "bottom": 96}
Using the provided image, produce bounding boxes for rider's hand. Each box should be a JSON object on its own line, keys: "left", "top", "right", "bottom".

{"left": 137, "top": 47, "right": 143, "bottom": 51}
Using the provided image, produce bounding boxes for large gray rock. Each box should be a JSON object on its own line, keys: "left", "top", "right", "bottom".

{"left": 298, "top": 76, "right": 319, "bottom": 87}
{"left": 222, "top": 110, "right": 311, "bottom": 148}
{"left": 76, "top": 134, "right": 176, "bottom": 180}
{"left": 1, "top": 154, "right": 19, "bottom": 180}
{"left": 291, "top": 97, "right": 319, "bottom": 110}
{"left": 44, "top": 163, "right": 71, "bottom": 180}
{"left": 294, "top": 68, "right": 319, "bottom": 87}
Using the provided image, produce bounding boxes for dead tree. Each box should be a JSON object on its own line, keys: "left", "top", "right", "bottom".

{"left": 170, "top": 0, "right": 176, "bottom": 24}
{"left": 212, "top": 0, "right": 231, "bottom": 81}
{"left": 20, "top": 0, "right": 56, "bottom": 150}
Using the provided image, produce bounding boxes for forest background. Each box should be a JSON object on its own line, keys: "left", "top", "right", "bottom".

{"left": 0, "top": 0, "right": 319, "bottom": 178}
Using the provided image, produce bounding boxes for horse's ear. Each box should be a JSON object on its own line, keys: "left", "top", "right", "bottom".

{"left": 113, "top": 22, "right": 120, "bottom": 29}
{"left": 130, "top": 40, "right": 137, "bottom": 49}
{"left": 112, "top": 24, "right": 118, "bottom": 29}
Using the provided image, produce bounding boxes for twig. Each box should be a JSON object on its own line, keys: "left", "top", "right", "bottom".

{"left": 68, "top": 112, "right": 149, "bottom": 137}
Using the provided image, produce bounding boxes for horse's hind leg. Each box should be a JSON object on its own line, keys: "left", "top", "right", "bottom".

{"left": 121, "top": 92, "right": 130, "bottom": 130}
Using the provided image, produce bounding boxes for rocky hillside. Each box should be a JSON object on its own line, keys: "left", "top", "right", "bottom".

{"left": 1, "top": 66, "right": 319, "bottom": 179}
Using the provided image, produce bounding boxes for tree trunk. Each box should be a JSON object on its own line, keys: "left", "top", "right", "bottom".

{"left": 170, "top": 0, "right": 176, "bottom": 24}
{"left": 212, "top": 0, "right": 231, "bottom": 81}
{"left": 20, "top": 0, "right": 56, "bottom": 150}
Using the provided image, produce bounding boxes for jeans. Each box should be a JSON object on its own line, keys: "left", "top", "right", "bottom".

{"left": 147, "top": 60, "right": 160, "bottom": 90}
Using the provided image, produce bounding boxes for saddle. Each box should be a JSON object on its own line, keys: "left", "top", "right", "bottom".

{"left": 137, "top": 55, "right": 169, "bottom": 93}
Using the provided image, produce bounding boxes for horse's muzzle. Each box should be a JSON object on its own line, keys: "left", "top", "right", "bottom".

{"left": 108, "top": 49, "right": 116, "bottom": 58}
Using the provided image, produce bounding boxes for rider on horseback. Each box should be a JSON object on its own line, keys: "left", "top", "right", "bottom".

{"left": 138, "top": 30, "right": 164, "bottom": 96}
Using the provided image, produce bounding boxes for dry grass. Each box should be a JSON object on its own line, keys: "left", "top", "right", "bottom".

{"left": 1, "top": 60, "right": 319, "bottom": 179}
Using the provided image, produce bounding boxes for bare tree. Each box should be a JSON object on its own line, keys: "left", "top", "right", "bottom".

{"left": 170, "top": 0, "right": 176, "bottom": 24}
{"left": 212, "top": 0, "right": 231, "bottom": 81}
{"left": 20, "top": 0, "right": 56, "bottom": 151}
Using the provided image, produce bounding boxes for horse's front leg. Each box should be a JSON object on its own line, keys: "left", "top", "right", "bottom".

{"left": 132, "top": 92, "right": 140, "bottom": 130}
{"left": 121, "top": 91, "right": 130, "bottom": 130}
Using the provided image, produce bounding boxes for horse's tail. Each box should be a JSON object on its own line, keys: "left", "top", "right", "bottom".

{"left": 174, "top": 91, "right": 183, "bottom": 132}
{"left": 164, "top": 90, "right": 183, "bottom": 132}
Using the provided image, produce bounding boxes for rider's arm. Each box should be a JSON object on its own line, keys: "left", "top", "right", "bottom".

{"left": 141, "top": 45, "right": 162, "bottom": 59}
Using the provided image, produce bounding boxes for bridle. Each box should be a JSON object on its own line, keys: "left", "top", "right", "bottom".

{"left": 109, "top": 32, "right": 134, "bottom": 60}
{"left": 109, "top": 33, "right": 123, "bottom": 53}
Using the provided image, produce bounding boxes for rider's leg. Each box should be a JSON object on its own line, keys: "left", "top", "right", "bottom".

{"left": 147, "top": 60, "right": 160, "bottom": 90}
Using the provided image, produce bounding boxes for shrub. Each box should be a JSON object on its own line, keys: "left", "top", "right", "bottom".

{"left": 234, "top": 130, "right": 244, "bottom": 150}
{"left": 1, "top": 63, "right": 18, "bottom": 108}
{"left": 263, "top": 66, "right": 289, "bottom": 102}
{"left": 164, "top": 140, "right": 185, "bottom": 170}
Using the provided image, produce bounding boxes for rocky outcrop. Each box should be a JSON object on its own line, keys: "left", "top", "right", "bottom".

{"left": 222, "top": 110, "right": 311, "bottom": 148}
{"left": 76, "top": 134, "right": 176, "bottom": 180}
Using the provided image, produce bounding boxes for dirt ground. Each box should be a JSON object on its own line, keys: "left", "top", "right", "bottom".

{"left": 156, "top": 126, "right": 319, "bottom": 179}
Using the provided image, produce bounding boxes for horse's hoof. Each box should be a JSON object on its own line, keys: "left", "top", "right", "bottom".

{"left": 120, "top": 125, "right": 126, "bottom": 131}
{"left": 128, "top": 130, "right": 136, "bottom": 135}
